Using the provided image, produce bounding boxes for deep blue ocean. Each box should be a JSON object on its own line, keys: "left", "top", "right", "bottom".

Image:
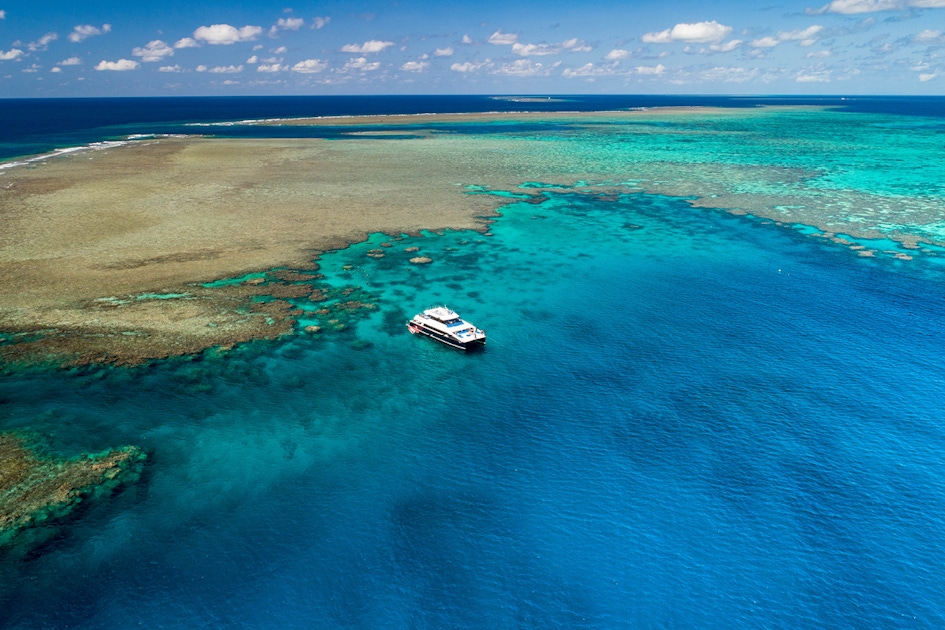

{"left": 1, "top": 96, "right": 945, "bottom": 629}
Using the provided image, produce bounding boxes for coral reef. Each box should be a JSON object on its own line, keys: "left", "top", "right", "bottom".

{"left": 0, "top": 431, "right": 146, "bottom": 549}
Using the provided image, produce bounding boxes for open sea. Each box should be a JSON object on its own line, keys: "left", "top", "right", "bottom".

{"left": 1, "top": 95, "right": 945, "bottom": 628}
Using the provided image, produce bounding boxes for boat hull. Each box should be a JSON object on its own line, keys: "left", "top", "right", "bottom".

{"left": 407, "top": 322, "right": 485, "bottom": 351}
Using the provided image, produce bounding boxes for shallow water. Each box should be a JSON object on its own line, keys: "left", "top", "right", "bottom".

{"left": 2, "top": 188, "right": 945, "bottom": 628}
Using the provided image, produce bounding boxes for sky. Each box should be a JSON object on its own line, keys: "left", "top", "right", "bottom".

{"left": 0, "top": 0, "right": 944, "bottom": 97}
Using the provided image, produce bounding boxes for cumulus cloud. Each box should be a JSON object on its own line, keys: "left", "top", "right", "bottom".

{"left": 0, "top": 48, "right": 23, "bottom": 61}
{"left": 919, "top": 72, "right": 938, "bottom": 80}
{"left": 643, "top": 21, "right": 732, "bottom": 44}
{"left": 751, "top": 36, "right": 781, "bottom": 48}
{"left": 708, "top": 39, "right": 742, "bottom": 52}
{"left": 562, "top": 62, "right": 622, "bottom": 78}
{"left": 488, "top": 30, "right": 518, "bottom": 45}
{"left": 344, "top": 56, "right": 380, "bottom": 71}
{"left": 809, "top": 0, "right": 945, "bottom": 13}
{"left": 450, "top": 60, "right": 492, "bottom": 72}
{"left": 271, "top": 46, "right": 287, "bottom": 54}
{"left": 512, "top": 42, "right": 560, "bottom": 56}
{"left": 461, "top": 34, "right": 473, "bottom": 44}
{"left": 270, "top": 17, "right": 304, "bottom": 37}
{"left": 434, "top": 47, "right": 454, "bottom": 57}
{"left": 133, "top": 40, "right": 174, "bottom": 62}
{"left": 209, "top": 65, "right": 242, "bottom": 73}
{"left": 510, "top": 38, "right": 592, "bottom": 57}
{"left": 604, "top": 49, "right": 631, "bottom": 60}
{"left": 276, "top": 17, "right": 304, "bottom": 30}
{"left": 257, "top": 63, "right": 284, "bottom": 72}
{"left": 193, "top": 24, "right": 263, "bottom": 45}
{"left": 174, "top": 37, "right": 199, "bottom": 49}
{"left": 29, "top": 32, "right": 58, "bottom": 51}
{"left": 0, "top": 10, "right": 5, "bottom": 19}
{"left": 699, "top": 66, "right": 759, "bottom": 82}
{"left": 563, "top": 38, "right": 593, "bottom": 52}
{"left": 493, "top": 59, "right": 560, "bottom": 76}
{"left": 341, "top": 40, "right": 394, "bottom": 53}
{"left": 635, "top": 63, "right": 666, "bottom": 75}
{"left": 400, "top": 60, "right": 429, "bottom": 72}
{"left": 292, "top": 58, "right": 327, "bottom": 73}
{"left": 94, "top": 59, "right": 139, "bottom": 71}
{"left": 312, "top": 17, "right": 330, "bottom": 29}
{"left": 58, "top": 56, "right": 81, "bottom": 66}
{"left": 159, "top": 64, "right": 182, "bottom": 72}
{"left": 50, "top": 66, "right": 61, "bottom": 73}
{"left": 69, "top": 24, "right": 110, "bottom": 43}
{"left": 915, "top": 28, "right": 943, "bottom": 41}
{"left": 796, "top": 70, "right": 831, "bottom": 81}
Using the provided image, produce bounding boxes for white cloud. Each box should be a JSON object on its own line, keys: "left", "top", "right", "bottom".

{"left": 450, "top": 60, "right": 492, "bottom": 72}
{"left": 796, "top": 70, "right": 831, "bottom": 82}
{"left": 196, "top": 65, "right": 208, "bottom": 72}
{"left": 488, "top": 30, "right": 518, "bottom": 45}
{"left": 915, "top": 29, "right": 943, "bottom": 41}
{"left": 292, "top": 58, "right": 327, "bottom": 73}
{"left": 562, "top": 62, "right": 622, "bottom": 78}
{"left": 275, "top": 17, "right": 304, "bottom": 30}
{"left": 193, "top": 24, "right": 263, "bottom": 45}
{"left": 174, "top": 37, "right": 199, "bottom": 49}
{"left": 22, "top": 63, "right": 39, "bottom": 73}
{"left": 0, "top": 48, "right": 24, "bottom": 61}
{"left": 58, "top": 56, "right": 81, "bottom": 66}
{"left": 708, "top": 39, "right": 742, "bottom": 52}
{"left": 511, "top": 38, "right": 592, "bottom": 57}
{"left": 271, "top": 46, "right": 287, "bottom": 54}
{"left": 69, "top": 24, "right": 110, "bottom": 43}
{"left": 312, "top": 17, "right": 330, "bottom": 29}
{"left": 643, "top": 21, "right": 732, "bottom": 44}
{"left": 604, "top": 49, "right": 631, "bottom": 60}
{"left": 806, "top": 49, "right": 832, "bottom": 57}
{"left": 919, "top": 72, "right": 939, "bottom": 80}
{"left": 159, "top": 64, "right": 182, "bottom": 72}
{"left": 562, "top": 38, "right": 593, "bottom": 52}
{"left": 400, "top": 60, "right": 429, "bottom": 72}
{"left": 133, "top": 40, "right": 174, "bottom": 62}
{"left": 512, "top": 42, "right": 561, "bottom": 56}
{"left": 461, "top": 34, "right": 473, "bottom": 44}
{"left": 344, "top": 57, "right": 380, "bottom": 71}
{"left": 209, "top": 64, "right": 242, "bottom": 73}
{"left": 256, "top": 63, "right": 283, "bottom": 72}
{"left": 434, "top": 47, "right": 454, "bottom": 57}
{"left": 341, "top": 40, "right": 394, "bottom": 54}
{"left": 0, "top": 10, "right": 5, "bottom": 19}
{"left": 493, "top": 59, "right": 560, "bottom": 76}
{"left": 247, "top": 55, "right": 259, "bottom": 63}
{"left": 635, "top": 63, "right": 666, "bottom": 75}
{"left": 699, "top": 66, "right": 759, "bottom": 82}
{"left": 779, "top": 25, "right": 824, "bottom": 41}
{"left": 94, "top": 59, "right": 139, "bottom": 71}
{"left": 809, "top": 0, "right": 945, "bottom": 13}
{"left": 751, "top": 36, "right": 781, "bottom": 48}
{"left": 50, "top": 66, "right": 61, "bottom": 73}
{"left": 28, "top": 32, "right": 58, "bottom": 51}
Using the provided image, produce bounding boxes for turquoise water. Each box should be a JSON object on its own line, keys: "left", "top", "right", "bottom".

{"left": 4, "top": 96, "right": 945, "bottom": 627}
{"left": 3, "top": 189, "right": 945, "bottom": 627}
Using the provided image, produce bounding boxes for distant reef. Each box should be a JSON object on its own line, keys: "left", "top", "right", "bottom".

{"left": 0, "top": 431, "right": 146, "bottom": 550}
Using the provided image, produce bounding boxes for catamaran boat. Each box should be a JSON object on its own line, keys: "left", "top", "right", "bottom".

{"left": 407, "top": 306, "right": 486, "bottom": 350}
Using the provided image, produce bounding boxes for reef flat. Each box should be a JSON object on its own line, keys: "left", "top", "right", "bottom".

{"left": 0, "top": 431, "right": 145, "bottom": 549}
{"left": 2, "top": 107, "right": 944, "bottom": 365}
